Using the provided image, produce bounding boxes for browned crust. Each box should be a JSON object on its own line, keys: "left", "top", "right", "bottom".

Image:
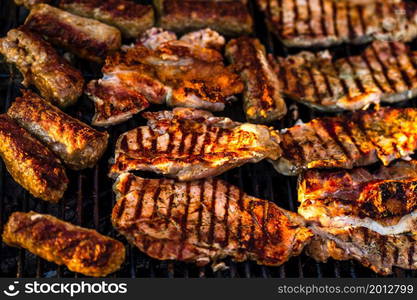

{"left": 0, "top": 26, "right": 84, "bottom": 107}
{"left": 7, "top": 90, "right": 109, "bottom": 170}
{"left": 111, "top": 174, "right": 312, "bottom": 266}
{"left": 25, "top": 4, "right": 121, "bottom": 62}
{"left": 2, "top": 211, "right": 125, "bottom": 277}
{"left": 14, "top": 0, "right": 51, "bottom": 9}
{"left": 0, "top": 114, "right": 68, "bottom": 202}
{"left": 59, "top": 0, "right": 154, "bottom": 38}
{"left": 226, "top": 37, "right": 287, "bottom": 123}
{"left": 156, "top": 0, "right": 253, "bottom": 36}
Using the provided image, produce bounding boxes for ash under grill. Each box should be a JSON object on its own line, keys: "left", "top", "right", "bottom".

{"left": 0, "top": 0, "right": 416, "bottom": 278}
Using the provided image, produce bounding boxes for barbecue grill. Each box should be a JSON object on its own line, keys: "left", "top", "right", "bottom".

{"left": 1, "top": 0, "right": 416, "bottom": 278}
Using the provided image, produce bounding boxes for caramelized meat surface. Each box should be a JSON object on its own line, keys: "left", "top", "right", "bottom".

{"left": 59, "top": 0, "right": 154, "bottom": 38}
{"left": 276, "top": 41, "right": 417, "bottom": 111}
{"left": 0, "top": 114, "right": 68, "bottom": 202}
{"left": 0, "top": 27, "right": 83, "bottom": 107}
{"left": 25, "top": 4, "right": 121, "bottom": 62}
{"left": 8, "top": 90, "right": 109, "bottom": 170}
{"left": 226, "top": 37, "right": 287, "bottom": 123}
{"left": 2, "top": 212, "right": 125, "bottom": 277}
{"left": 109, "top": 108, "right": 281, "bottom": 180}
{"left": 112, "top": 173, "right": 312, "bottom": 267}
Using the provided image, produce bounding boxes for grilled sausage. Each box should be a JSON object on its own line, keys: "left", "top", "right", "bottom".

{"left": 154, "top": 0, "right": 253, "bottom": 36}
{"left": 59, "top": 0, "right": 154, "bottom": 38}
{"left": 7, "top": 90, "right": 109, "bottom": 170}
{"left": 226, "top": 37, "right": 287, "bottom": 123}
{"left": 2, "top": 211, "right": 125, "bottom": 277}
{"left": 0, "top": 114, "right": 68, "bottom": 202}
{"left": 24, "top": 4, "right": 122, "bottom": 63}
{"left": 0, "top": 27, "right": 84, "bottom": 108}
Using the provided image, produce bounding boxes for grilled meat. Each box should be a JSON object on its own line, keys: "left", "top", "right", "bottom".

{"left": 0, "top": 27, "right": 84, "bottom": 108}
{"left": 24, "top": 4, "right": 122, "bottom": 62}
{"left": 59, "top": 0, "right": 154, "bottom": 38}
{"left": 258, "top": 0, "right": 417, "bottom": 47}
{"left": 180, "top": 28, "right": 226, "bottom": 51}
{"left": 109, "top": 108, "right": 281, "bottom": 181}
{"left": 298, "top": 160, "right": 417, "bottom": 275}
{"left": 271, "top": 107, "right": 417, "bottom": 176}
{"left": 7, "top": 90, "right": 109, "bottom": 170}
{"left": 0, "top": 114, "right": 68, "bottom": 203}
{"left": 111, "top": 173, "right": 312, "bottom": 267}
{"left": 86, "top": 40, "right": 243, "bottom": 126}
{"left": 14, "top": 0, "right": 50, "bottom": 9}
{"left": 2, "top": 212, "right": 125, "bottom": 277}
{"left": 307, "top": 226, "right": 417, "bottom": 275}
{"left": 154, "top": 0, "right": 253, "bottom": 36}
{"left": 139, "top": 27, "right": 177, "bottom": 50}
{"left": 298, "top": 160, "right": 417, "bottom": 234}
{"left": 226, "top": 37, "right": 287, "bottom": 123}
{"left": 276, "top": 40, "right": 417, "bottom": 111}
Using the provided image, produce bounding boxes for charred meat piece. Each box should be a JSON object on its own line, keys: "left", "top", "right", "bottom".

{"left": 154, "top": 0, "right": 253, "bottom": 36}
{"left": 7, "top": 90, "right": 109, "bottom": 170}
{"left": 109, "top": 108, "right": 281, "bottom": 180}
{"left": 86, "top": 40, "right": 243, "bottom": 126}
{"left": 25, "top": 4, "right": 121, "bottom": 62}
{"left": 180, "top": 28, "right": 226, "bottom": 51}
{"left": 59, "top": 0, "right": 154, "bottom": 38}
{"left": 276, "top": 41, "right": 417, "bottom": 111}
{"left": 0, "top": 27, "right": 84, "bottom": 108}
{"left": 298, "top": 160, "right": 417, "bottom": 275}
{"left": 298, "top": 160, "right": 417, "bottom": 234}
{"left": 2, "top": 212, "right": 125, "bottom": 277}
{"left": 271, "top": 107, "right": 417, "bottom": 175}
{"left": 0, "top": 114, "right": 68, "bottom": 202}
{"left": 226, "top": 37, "right": 287, "bottom": 123}
{"left": 138, "top": 27, "right": 177, "bottom": 50}
{"left": 14, "top": 0, "right": 50, "bottom": 9}
{"left": 258, "top": 0, "right": 417, "bottom": 47}
{"left": 307, "top": 226, "right": 417, "bottom": 275}
{"left": 112, "top": 173, "right": 312, "bottom": 267}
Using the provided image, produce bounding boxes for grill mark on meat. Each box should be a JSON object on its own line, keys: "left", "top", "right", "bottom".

{"left": 318, "top": 119, "right": 350, "bottom": 159}
{"left": 311, "top": 122, "right": 340, "bottom": 161}
{"left": 213, "top": 128, "right": 225, "bottom": 153}
{"left": 388, "top": 43, "right": 412, "bottom": 89}
{"left": 134, "top": 180, "right": 148, "bottom": 219}
{"left": 332, "top": 0, "right": 339, "bottom": 38}
{"left": 306, "top": 68, "right": 322, "bottom": 103}
{"left": 406, "top": 50, "right": 417, "bottom": 73}
{"left": 208, "top": 178, "right": 219, "bottom": 249}
{"left": 177, "top": 127, "right": 188, "bottom": 156}
{"left": 178, "top": 182, "right": 191, "bottom": 260}
{"left": 166, "top": 131, "right": 174, "bottom": 154}
{"left": 314, "top": 53, "right": 333, "bottom": 98}
{"left": 339, "top": 120, "right": 366, "bottom": 156}
{"left": 248, "top": 199, "right": 256, "bottom": 251}
{"left": 345, "top": 56, "right": 365, "bottom": 93}
{"left": 199, "top": 129, "right": 210, "bottom": 155}
{"left": 355, "top": 115, "right": 388, "bottom": 157}
{"left": 292, "top": 0, "right": 299, "bottom": 36}
{"left": 332, "top": 61, "right": 350, "bottom": 96}
{"left": 379, "top": 235, "right": 387, "bottom": 265}
{"left": 188, "top": 131, "right": 198, "bottom": 155}
{"left": 408, "top": 235, "right": 415, "bottom": 267}
{"left": 346, "top": 2, "right": 355, "bottom": 39}
{"left": 278, "top": 0, "right": 284, "bottom": 30}
{"left": 151, "top": 179, "right": 163, "bottom": 219}
{"left": 357, "top": 5, "right": 366, "bottom": 34}
{"left": 165, "top": 181, "right": 176, "bottom": 227}
{"left": 196, "top": 180, "right": 205, "bottom": 242}
{"left": 319, "top": 0, "right": 327, "bottom": 37}
{"left": 120, "top": 175, "right": 134, "bottom": 195}
{"left": 149, "top": 127, "right": 157, "bottom": 153}
{"left": 370, "top": 43, "right": 398, "bottom": 92}
{"left": 285, "top": 130, "right": 306, "bottom": 163}
{"left": 290, "top": 69, "right": 306, "bottom": 98}
{"left": 393, "top": 246, "right": 400, "bottom": 265}
{"left": 114, "top": 196, "right": 126, "bottom": 222}
{"left": 306, "top": 0, "right": 316, "bottom": 37}
{"left": 279, "top": 65, "right": 289, "bottom": 90}
{"left": 136, "top": 127, "right": 143, "bottom": 152}
{"left": 120, "top": 136, "right": 129, "bottom": 152}
{"left": 360, "top": 54, "right": 385, "bottom": 93}
{"left": 222, "top": 182, "right": 232, "bottom": 247}
{"left": 237, "top": 188, "right": 244, "bottom": 251}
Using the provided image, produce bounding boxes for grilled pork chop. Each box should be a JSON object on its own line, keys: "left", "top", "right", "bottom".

{"left": 275, "top": 40, "right": 417, "bottom": 111}
{"left": 86, "top": 39, "right": 243, "bottom": 126}
{"left": 226, "top": 37, "right": 287, "bottom": 123}
{"left": 298, "top": 161, "right": 417, "bottom": 275}
{"left": 271, "top": 107, "right": 417, "bottom": 175}
{"left": 111, "top": 173, "right": 312, "bottom": 267}
{"left": 258, "top": 0, "right": 417, "bottom": 47}
{"left": 109, "top": 108, "right": 281, "bottom": 180}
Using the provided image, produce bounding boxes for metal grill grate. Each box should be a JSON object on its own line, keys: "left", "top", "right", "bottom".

{"left": 0, "top": 0, "right": 416, "bottom": 278}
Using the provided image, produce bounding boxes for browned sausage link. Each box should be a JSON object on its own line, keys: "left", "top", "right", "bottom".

{"left": 24, "top": 4, "right": 122, "bottom": 62}
{"left": 59, "top": 0, "right": 154, "bottom": 38}
{"left": 8, "top": 90, "right": 109, "bottom": 170}
{"left": 0, "top": 26, "right": 84, "bottom": 108}
{"left": 0, "top": 114, "right": 68, "bottom": 202}
{"left": 2, "top": 212, "right": 126, "bottom": 277}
